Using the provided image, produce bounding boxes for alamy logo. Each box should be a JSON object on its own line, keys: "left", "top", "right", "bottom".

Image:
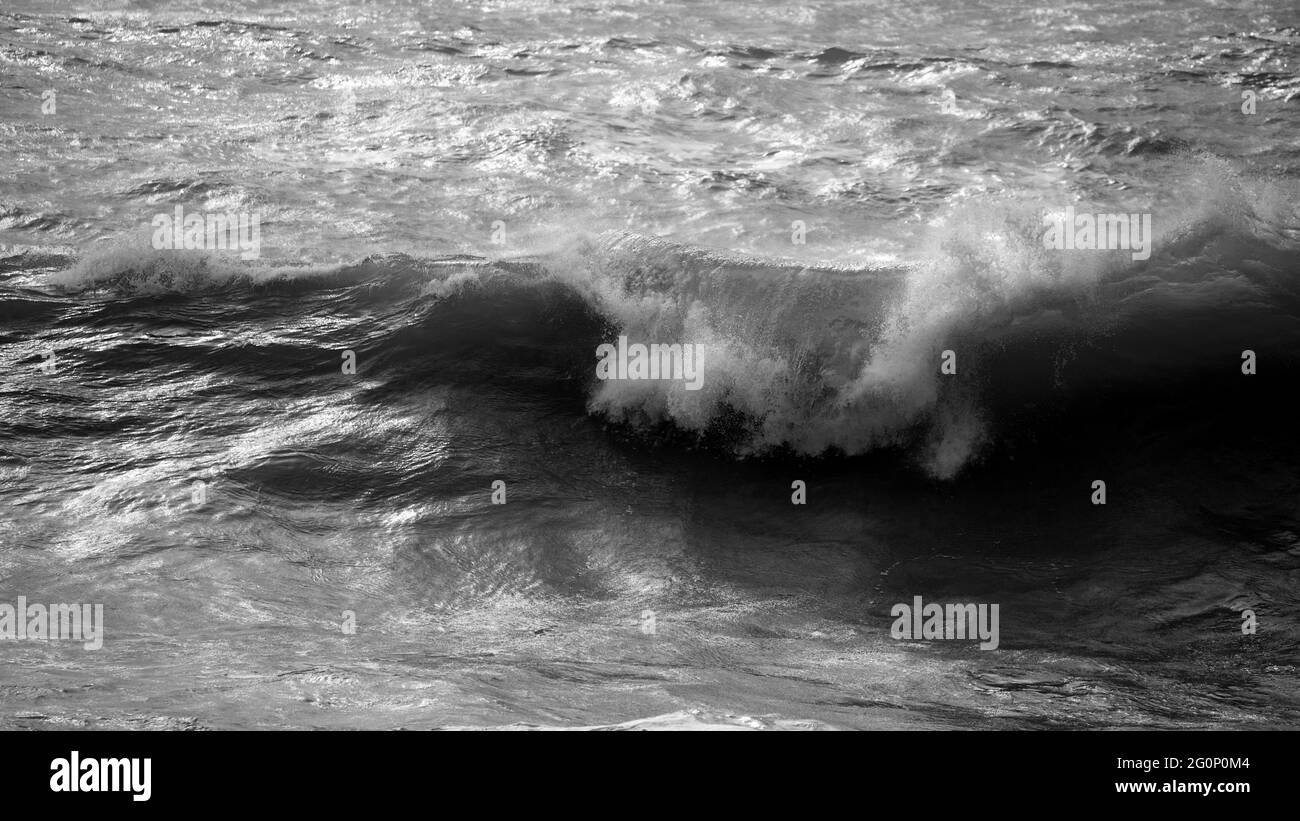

{"left": 50, "top": 752, "right": 151, "bottom": 802}
{"left": 1042, "top": 207, "right": 1152, "bottom": 261}
{"left": 151, "top": 205, "right": 261, "bottom": 259}
{"left": 890, "top": 595, "right": 999, "bottom": 650}
{"left": 595, "top": 335, "right": 704, "bottom": 390}
{"left": 0, "top": 597, "right": 104, "bottom": 650}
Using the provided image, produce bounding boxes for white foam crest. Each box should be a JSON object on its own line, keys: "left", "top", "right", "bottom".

{"left": 46, "top": 232, "right": 341, "bottom": 292}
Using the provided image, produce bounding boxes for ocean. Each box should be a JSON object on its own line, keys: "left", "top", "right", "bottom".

{"left": 2, "top": 0, "right": 1299, "bottom": 729}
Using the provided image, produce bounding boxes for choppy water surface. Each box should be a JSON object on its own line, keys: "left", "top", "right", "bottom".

{"left": 2, "top": 0, "right": 1300, "bottom": 729}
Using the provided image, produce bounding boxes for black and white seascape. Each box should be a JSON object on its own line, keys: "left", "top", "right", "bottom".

{"left": 2, "top": 0, "right": 1299, "bottom": 730}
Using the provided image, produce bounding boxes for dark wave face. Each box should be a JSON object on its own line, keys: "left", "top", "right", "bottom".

{"left": 2, "top": 0, "right": 1300, "bottom": 729}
